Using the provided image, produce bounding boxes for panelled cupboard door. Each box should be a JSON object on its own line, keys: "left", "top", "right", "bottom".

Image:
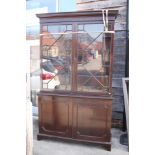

{"left": 38, "top": 96, "right": 72, "bottom": 137}
{"left": 72, "top": 98, "right": 112, "bottom": 142}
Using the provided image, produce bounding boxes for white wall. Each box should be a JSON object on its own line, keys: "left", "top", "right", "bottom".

{"left": 0, "top": 1, "right": 26, "bottom": 155}
{"left": 26, "top": 7, "right": 48, "bottom": 26}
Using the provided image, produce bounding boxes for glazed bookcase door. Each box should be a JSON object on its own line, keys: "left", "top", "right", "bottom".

{"left": 40, "top": 24, "right": 73, "bottom": 91}
{"left": 76, "top": 23, "right": 113, "bottom": 95}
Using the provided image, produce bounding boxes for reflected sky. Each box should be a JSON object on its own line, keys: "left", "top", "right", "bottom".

{"left": 59, "top": 0, "right": 76, "bottom": 12}
{"left": 26, "top": 0, "right": 56, "bottom": 12}
{"left": 26, "top": 0, "right": 76, "bottom": 12}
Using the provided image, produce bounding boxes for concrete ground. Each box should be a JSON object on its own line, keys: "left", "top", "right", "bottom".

{"left": 33, "top": 116, "right": 128, "bottom": 155}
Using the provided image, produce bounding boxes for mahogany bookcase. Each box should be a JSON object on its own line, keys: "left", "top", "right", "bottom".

{"left": 36, "top": 10, "right": 118, "bottom": 151}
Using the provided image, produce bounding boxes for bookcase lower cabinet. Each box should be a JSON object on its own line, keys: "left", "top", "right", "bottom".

{"left": 37, "top": 93, "right": 112, "bottom": 151}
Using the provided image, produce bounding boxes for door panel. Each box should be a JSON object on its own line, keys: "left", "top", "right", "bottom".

{"left": 72, "top": 98, "right": 112, "bottom": 142}
{"left": 76, "top": 23, "right": 112, "bottom": 94}
{"left": 38, "top": 96, "right": 72, "bottom": 137}
{"left": 41, "top": 24, "right": 73, "bottom": 91}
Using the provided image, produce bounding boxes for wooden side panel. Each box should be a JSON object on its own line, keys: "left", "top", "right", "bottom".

{"left": 72, "top": 98, "right": 112, "bottom": 142}
{"left": 38, "top": 95, "right": 72, "bottom": 137}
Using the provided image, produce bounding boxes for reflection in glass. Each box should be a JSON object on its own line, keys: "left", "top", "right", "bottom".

{"left": 41, "top": 25, "right": 72, "bottom": 91}
{"left": 40, "top": 23, "right": 112, "bottom": 94}
{"left": 77, "top": 24, "right": 111, "bottom": 93}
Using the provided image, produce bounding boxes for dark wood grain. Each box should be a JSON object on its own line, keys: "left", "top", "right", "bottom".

{"left": 38, "top": 96, "right": 72, "bottom": 137}
{"left": 37, "top": 10, "right": 118, "bottom": 151}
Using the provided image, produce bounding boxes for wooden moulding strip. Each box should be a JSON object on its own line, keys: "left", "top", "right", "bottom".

{"left": 39, "top": 31, "right": 115, "bottom": 36}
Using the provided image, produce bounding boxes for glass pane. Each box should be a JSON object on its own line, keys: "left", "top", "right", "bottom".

{"left": 48, "top": 25, "right": 67, "bottom": 33}
{"left": 77, "top": 24, "right": 111, "bottom": 94}
{"left": 41, "top": 25, "right": 72, "bottom": 91}
{"left": 78, "top": 24, "right": 103, "bottom": 32}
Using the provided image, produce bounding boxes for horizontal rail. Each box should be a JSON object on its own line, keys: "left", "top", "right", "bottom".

{"left": 40, "top": 31, "right": 115, "bottom": 36}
